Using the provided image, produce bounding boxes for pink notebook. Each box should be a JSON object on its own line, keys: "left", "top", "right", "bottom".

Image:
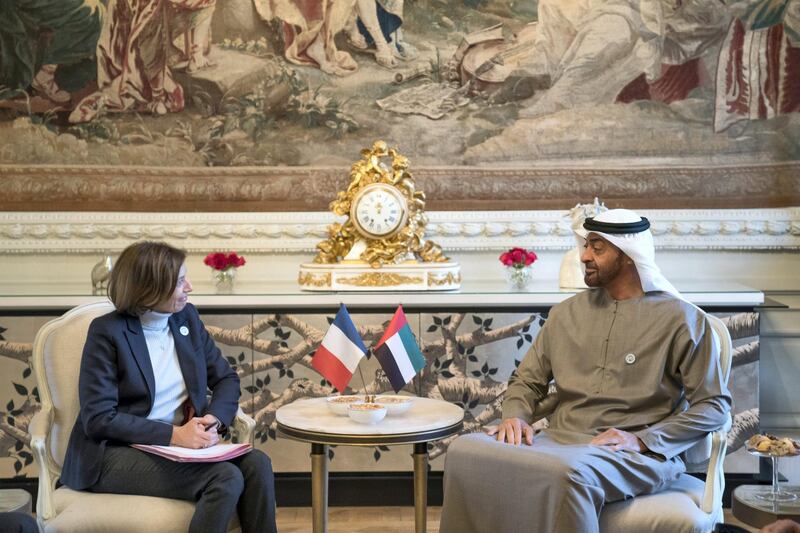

{"left": 131, "top": 443, "right": 252, "bottom": 462}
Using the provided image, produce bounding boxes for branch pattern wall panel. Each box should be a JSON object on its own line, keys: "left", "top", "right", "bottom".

{"left": 0, "top": 310, "right": 760, "bottom": 479}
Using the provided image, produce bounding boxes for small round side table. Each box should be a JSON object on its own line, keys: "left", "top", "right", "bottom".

{"left": 732, "top": 485, "right": 800, "bottom": 528}
{"left": 277, "top": 396, "right": 464, "bottom": 533}
{"left": 0, "top": 488, "right": 32, "bottom": 514}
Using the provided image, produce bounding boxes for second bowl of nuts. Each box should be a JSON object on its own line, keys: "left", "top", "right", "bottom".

{"left": 347, "top": 403, "right": 387, "bottom": 424}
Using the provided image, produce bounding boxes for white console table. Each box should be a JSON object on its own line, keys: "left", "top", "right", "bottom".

{"left": 0, "top": 280, "right": 765, "bottom": 312}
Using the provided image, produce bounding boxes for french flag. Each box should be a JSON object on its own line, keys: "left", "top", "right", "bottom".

{"left": 373, "top": 305, "right": 426, "bottom": 393}
{"left": 312, "top": 304, "right": 367, "bottom": 392}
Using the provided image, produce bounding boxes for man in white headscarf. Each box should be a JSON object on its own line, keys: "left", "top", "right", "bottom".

{"left": 576, "top": 208, "right": 681, "bottom": 297}
{"left": 440, "top": 208, "right": 731, "bottom": 533}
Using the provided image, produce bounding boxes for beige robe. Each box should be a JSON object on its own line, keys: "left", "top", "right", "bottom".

{"left": 504, "top": 289, "right": 731, "bottom": 459}
{"left": 440, "top": 289, "right": 731, "bottom": 533}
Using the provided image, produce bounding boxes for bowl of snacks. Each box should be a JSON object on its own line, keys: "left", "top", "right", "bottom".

{"left": 326, "top": 395, "right": 364, "bottom": 416}
{"left": 745, "top": 433, "right": 800, "bottom": 502}
{"left": 746, "top": 433, "right": 800, "bottom": 457}
{"left": 347, "top": 403, "right": 387, "bottom": 424}
{"left": 375, "top": 395, "right": 413, "bottom": 416}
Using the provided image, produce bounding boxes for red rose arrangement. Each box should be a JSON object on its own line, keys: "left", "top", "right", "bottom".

{"left": 204, "top": 252, "right": 246, "bottom": 271}
{"left": 499, "top": 247, "right": 537, "bottom": 269}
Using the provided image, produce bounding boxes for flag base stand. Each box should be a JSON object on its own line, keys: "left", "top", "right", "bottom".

{"left": 298, "top": 261, "right": 461, "bottom": 291}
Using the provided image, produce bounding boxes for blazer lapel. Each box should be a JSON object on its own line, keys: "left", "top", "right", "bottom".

{"left": 123, "top": 315, "right": 156, "bottom": 403}
{"left": 170, "top": 314, "right": 203, "bottom": 413}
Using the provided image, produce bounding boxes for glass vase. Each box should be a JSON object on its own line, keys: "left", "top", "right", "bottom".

{"left": 504, "top": 265, "right": 533, "bottom": 290}
{"left": 212, "top": 267, "right": 237, "bottom": 294}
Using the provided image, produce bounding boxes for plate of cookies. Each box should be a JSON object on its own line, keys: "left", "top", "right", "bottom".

{"left": 746, "top": 433, "right": 800, "bottom": 457}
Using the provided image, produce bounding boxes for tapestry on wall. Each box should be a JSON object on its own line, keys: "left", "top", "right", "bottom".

{"left": 0, "top": 0, "right": 798, "bottom": 171}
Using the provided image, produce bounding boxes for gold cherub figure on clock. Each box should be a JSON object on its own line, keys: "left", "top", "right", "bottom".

{"left": 298, "top": 141, "right": 461, "bottom": 291}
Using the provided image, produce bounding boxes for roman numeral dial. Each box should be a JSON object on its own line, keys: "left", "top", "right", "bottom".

{"left": 351, "top": 184, "right": 409, "bottom": 239}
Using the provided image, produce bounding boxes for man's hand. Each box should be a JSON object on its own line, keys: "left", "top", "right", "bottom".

{"left": 486, "top": 417, "right": 535, "bottom": 446}
{"left": 590, "top": 428, "right": 646, "bottom": 452}
{"left": 762, "top": 519, "right": 800, "bottom": 533}
{"left": 170, "top": 416, "right": 220, "bottom": 449}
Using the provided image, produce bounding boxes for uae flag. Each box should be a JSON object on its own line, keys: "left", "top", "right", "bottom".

{"left": 373, "top": 306, "right": 426, "bottom": 393}
{"left": 312, "top": 304, "right": 367, "bottom": 392}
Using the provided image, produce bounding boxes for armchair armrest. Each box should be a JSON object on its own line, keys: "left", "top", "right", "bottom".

{"left": 700, "top": 427, "right": 728, "bottom": 515}
{"left": 29, "top": 407, "right": 57, "bottom": 523}
{"left": 232, "top": 407, "right": 255, "bottom": 443}
{"left": 28, "top": 406, "right": 51, "bottom": 444}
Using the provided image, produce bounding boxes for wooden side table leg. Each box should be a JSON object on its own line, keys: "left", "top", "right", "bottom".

{"left": 413, "top": 442, "right": 428, "bottom": 533}
{"left": 311, "top": 443, "right": 329, "bottom": 533}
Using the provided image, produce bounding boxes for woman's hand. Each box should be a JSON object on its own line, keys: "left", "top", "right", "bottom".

{"left": 170, "top": 417, "right": 220, "bottom": 449}
{"left": 198, "top": 413, "right": 221, "bottom": 432}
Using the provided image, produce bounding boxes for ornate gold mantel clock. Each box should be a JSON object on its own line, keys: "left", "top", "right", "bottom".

{"left": 298, "top": 141, "right": 461, "bottom": 291}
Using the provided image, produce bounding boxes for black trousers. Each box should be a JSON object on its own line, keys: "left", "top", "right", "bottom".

{"left": 0, "top": 512, "right": 37, "bottom": 533}
{"left": 89, "top": 446, "right": 276, "bottom": 533}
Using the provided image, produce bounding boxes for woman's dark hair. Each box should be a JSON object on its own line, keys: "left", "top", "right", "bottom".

{"left": 108, "top": 241, "right": 186, "bottom": 315}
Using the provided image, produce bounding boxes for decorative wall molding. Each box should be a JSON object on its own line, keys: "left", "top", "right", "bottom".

{"left": 1, "top": 162, "right": 799, "bottom": 211}
{"left": 0, "top": 208, "right": 798, "bottom": 254}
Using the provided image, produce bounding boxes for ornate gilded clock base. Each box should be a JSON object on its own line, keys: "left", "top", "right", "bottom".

{"left": 302, "top": 141, "right": 460, "bottom": 291}
{"left": 298, "top": 261, "right": 461, "bottom": 291}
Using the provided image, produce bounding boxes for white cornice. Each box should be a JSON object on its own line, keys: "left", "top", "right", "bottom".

{"left": 0, "top": 208, "right": 798, "bottom": 254}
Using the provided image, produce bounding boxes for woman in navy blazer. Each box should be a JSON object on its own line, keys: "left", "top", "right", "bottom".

{"left": 61, "top": 241, "right": 276, "bottom": 533}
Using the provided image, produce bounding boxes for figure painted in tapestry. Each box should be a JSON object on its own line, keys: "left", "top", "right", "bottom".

{"left": 68, "top": 0, "right": 220, "bottom": 123}
{"left": 499, "top": 0, "right": 800, "bottom": 132}
{"left": 252, "top": 0, "right": 415, "bottom": 76}
{"left": 0, "top": 0, "right": 102, "bottom": 104}
{"left": 0, "top": 0, "right": 798, "bottom": 166}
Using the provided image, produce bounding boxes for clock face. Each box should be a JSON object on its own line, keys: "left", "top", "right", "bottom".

{"left": 351, "top": 184, "right": 408, "bottom": 238}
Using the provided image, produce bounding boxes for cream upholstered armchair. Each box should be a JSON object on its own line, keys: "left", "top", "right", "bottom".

{"left": 598, "top": 313, "right": 733, "bottom": 531}
{"left": 29, "top": 301, "right": 256, "bottom": 532}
